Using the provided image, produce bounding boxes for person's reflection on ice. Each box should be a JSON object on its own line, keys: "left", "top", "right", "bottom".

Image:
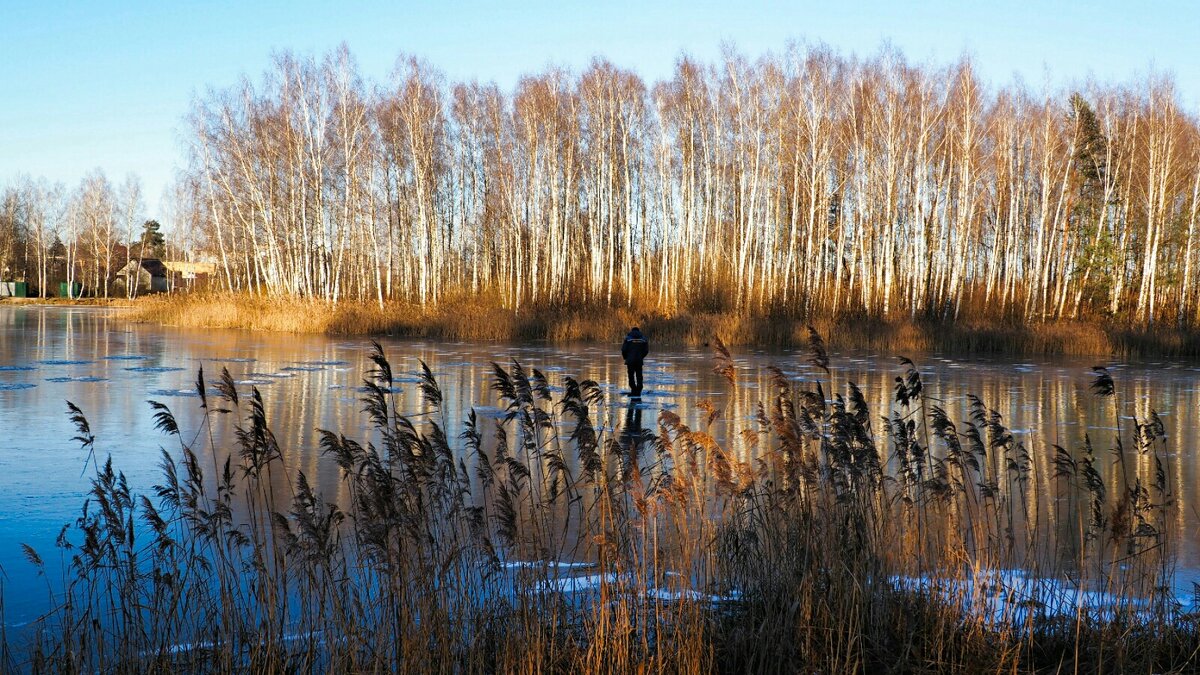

{"left": 619, "top": 398, "right": 646, "bottom": 464}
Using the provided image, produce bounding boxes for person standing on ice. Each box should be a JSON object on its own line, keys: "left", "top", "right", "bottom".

{"left": 621, "top": 326, "right": 649, "bottom": 397}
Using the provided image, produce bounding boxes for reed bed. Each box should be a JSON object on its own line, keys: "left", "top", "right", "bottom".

{"left": 5, "top": 331, "right": 1199, "bottom": 673}
{"left": 122, "top": 291, "right": 1200, "bottom": 358}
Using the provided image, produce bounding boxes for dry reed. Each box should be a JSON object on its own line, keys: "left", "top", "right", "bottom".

{"left": 123, "top": 291, "right": 1200, "bottom": 358}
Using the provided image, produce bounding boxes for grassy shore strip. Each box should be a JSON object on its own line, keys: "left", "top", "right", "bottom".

{"left": 1, "top": 297, "right": 135, "bottom": 308}
{"left": 120, "top": 292, "right": 1200, "bottom": 357}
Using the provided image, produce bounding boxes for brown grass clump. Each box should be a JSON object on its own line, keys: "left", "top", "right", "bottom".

{"left": 123, "top": 292, "right": 397, "bottom": 334}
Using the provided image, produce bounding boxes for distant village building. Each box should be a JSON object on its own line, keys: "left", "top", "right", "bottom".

{"left": 115, "top": 258, "right": 169, "bottom": 294}
{"left": 162, "top": 260, "right": 217, "bottom": 290}
{"left": 162, "top": 260, "right": 216, "bottom": 280}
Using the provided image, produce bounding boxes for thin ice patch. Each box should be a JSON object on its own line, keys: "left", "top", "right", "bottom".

{"left": 530, "top": 569, "right": 740, "bottom": 604}
{"left": 502, "top": 560, "right": 597, "bottom": 571}
{"left": 537, "top": 574, "right": 625, "bottom": 594}
{"left": 353, "top": 385, "right": 401, "bottom": 394}
{"left": 643, "top": 588, "right": 741, "bottom": 603}
{"left": 890, "top": 568, "right": 1183, "bottom": 627}
{"left": 148, "top": 388, "right": 201, "bottom": 398}
{"left": 635, "top": 391, "right": 681, "bottom": 400}
{"left": 149, "top": 630, "right": 323, "bottom": 657}
{"left": 45, "top": 376, "right": 108, "bottom": 383}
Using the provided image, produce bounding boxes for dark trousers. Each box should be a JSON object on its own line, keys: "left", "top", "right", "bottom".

{"left": 626, "top": 361, "right": 644, "bottom": 395}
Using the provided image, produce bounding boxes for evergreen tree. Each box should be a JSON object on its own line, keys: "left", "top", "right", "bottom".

{"left": 139, "top": 219, "right": 165, "bottom": 258}
{"left": 1068, "top": 93, "right": 1118, "bottom": 311}
{"left": 1069, "top": 93, "right": 1108, "bottom": 202}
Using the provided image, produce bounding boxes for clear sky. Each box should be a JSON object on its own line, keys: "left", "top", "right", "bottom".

{"left": 3, "top": 0, "right": 1198, "bottom": 221}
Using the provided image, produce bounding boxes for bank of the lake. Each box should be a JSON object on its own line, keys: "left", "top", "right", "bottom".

{"left": 0, "top": 296, "right": 134, "bottom": 308}
{"left": 116, "top": 291, "right": 1200, "bottom": 358}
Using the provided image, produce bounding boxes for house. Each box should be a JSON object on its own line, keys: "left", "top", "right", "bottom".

{"left": 162, "top": 260, "right": 217, "bottom": 291}
{"left": 115, "top": 258, "right": 169, "bottom": 294}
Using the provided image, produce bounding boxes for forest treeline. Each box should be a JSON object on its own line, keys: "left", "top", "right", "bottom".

{"left": 5, "top": 44, "right": 1200, "bottom": 327}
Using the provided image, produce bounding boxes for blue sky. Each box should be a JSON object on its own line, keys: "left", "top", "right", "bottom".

{"left": 3, "top": 1, "right": 1198, "bottom": 219}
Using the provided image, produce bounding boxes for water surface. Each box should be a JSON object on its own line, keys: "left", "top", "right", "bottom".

{"left": 2, "top": 305, "right": 1199, "bottom": 624}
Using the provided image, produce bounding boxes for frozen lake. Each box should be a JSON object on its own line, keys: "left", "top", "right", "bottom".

{"left": 3, "top": 305, "right": 1200, "bottom": 626}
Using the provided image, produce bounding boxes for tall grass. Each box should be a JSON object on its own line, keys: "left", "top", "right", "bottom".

{"left": 123, "top": 291, "right": 1200, "bottom": 358}
{"left": 6, "top": 332, "right": 1199, "bottom": 673}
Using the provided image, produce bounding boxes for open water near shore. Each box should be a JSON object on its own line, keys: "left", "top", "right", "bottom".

{"left": 3, "top": 304, "right": 1200, "bottom": 626}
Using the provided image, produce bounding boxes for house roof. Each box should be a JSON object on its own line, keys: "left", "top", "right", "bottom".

{"left": 140, "top": 259, "right": 168, "bottom": 277}
{"left": 118, "top": 258, "right": 168, "bottom": 278}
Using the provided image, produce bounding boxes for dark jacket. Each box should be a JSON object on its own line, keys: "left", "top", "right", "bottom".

{"left": 621, "top": 329, "right": 649, "bottom": 365}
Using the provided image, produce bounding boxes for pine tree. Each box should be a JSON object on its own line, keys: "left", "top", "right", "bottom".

{"left": 139, "top": 219, "right": 164, "bottom": 259}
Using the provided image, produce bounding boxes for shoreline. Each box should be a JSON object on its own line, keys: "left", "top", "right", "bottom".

{"left": 0, "top": 297, "right": 134, "bottom": 308}
{"left": 87, "top": 292, "right": 1200, "bottom": 359}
